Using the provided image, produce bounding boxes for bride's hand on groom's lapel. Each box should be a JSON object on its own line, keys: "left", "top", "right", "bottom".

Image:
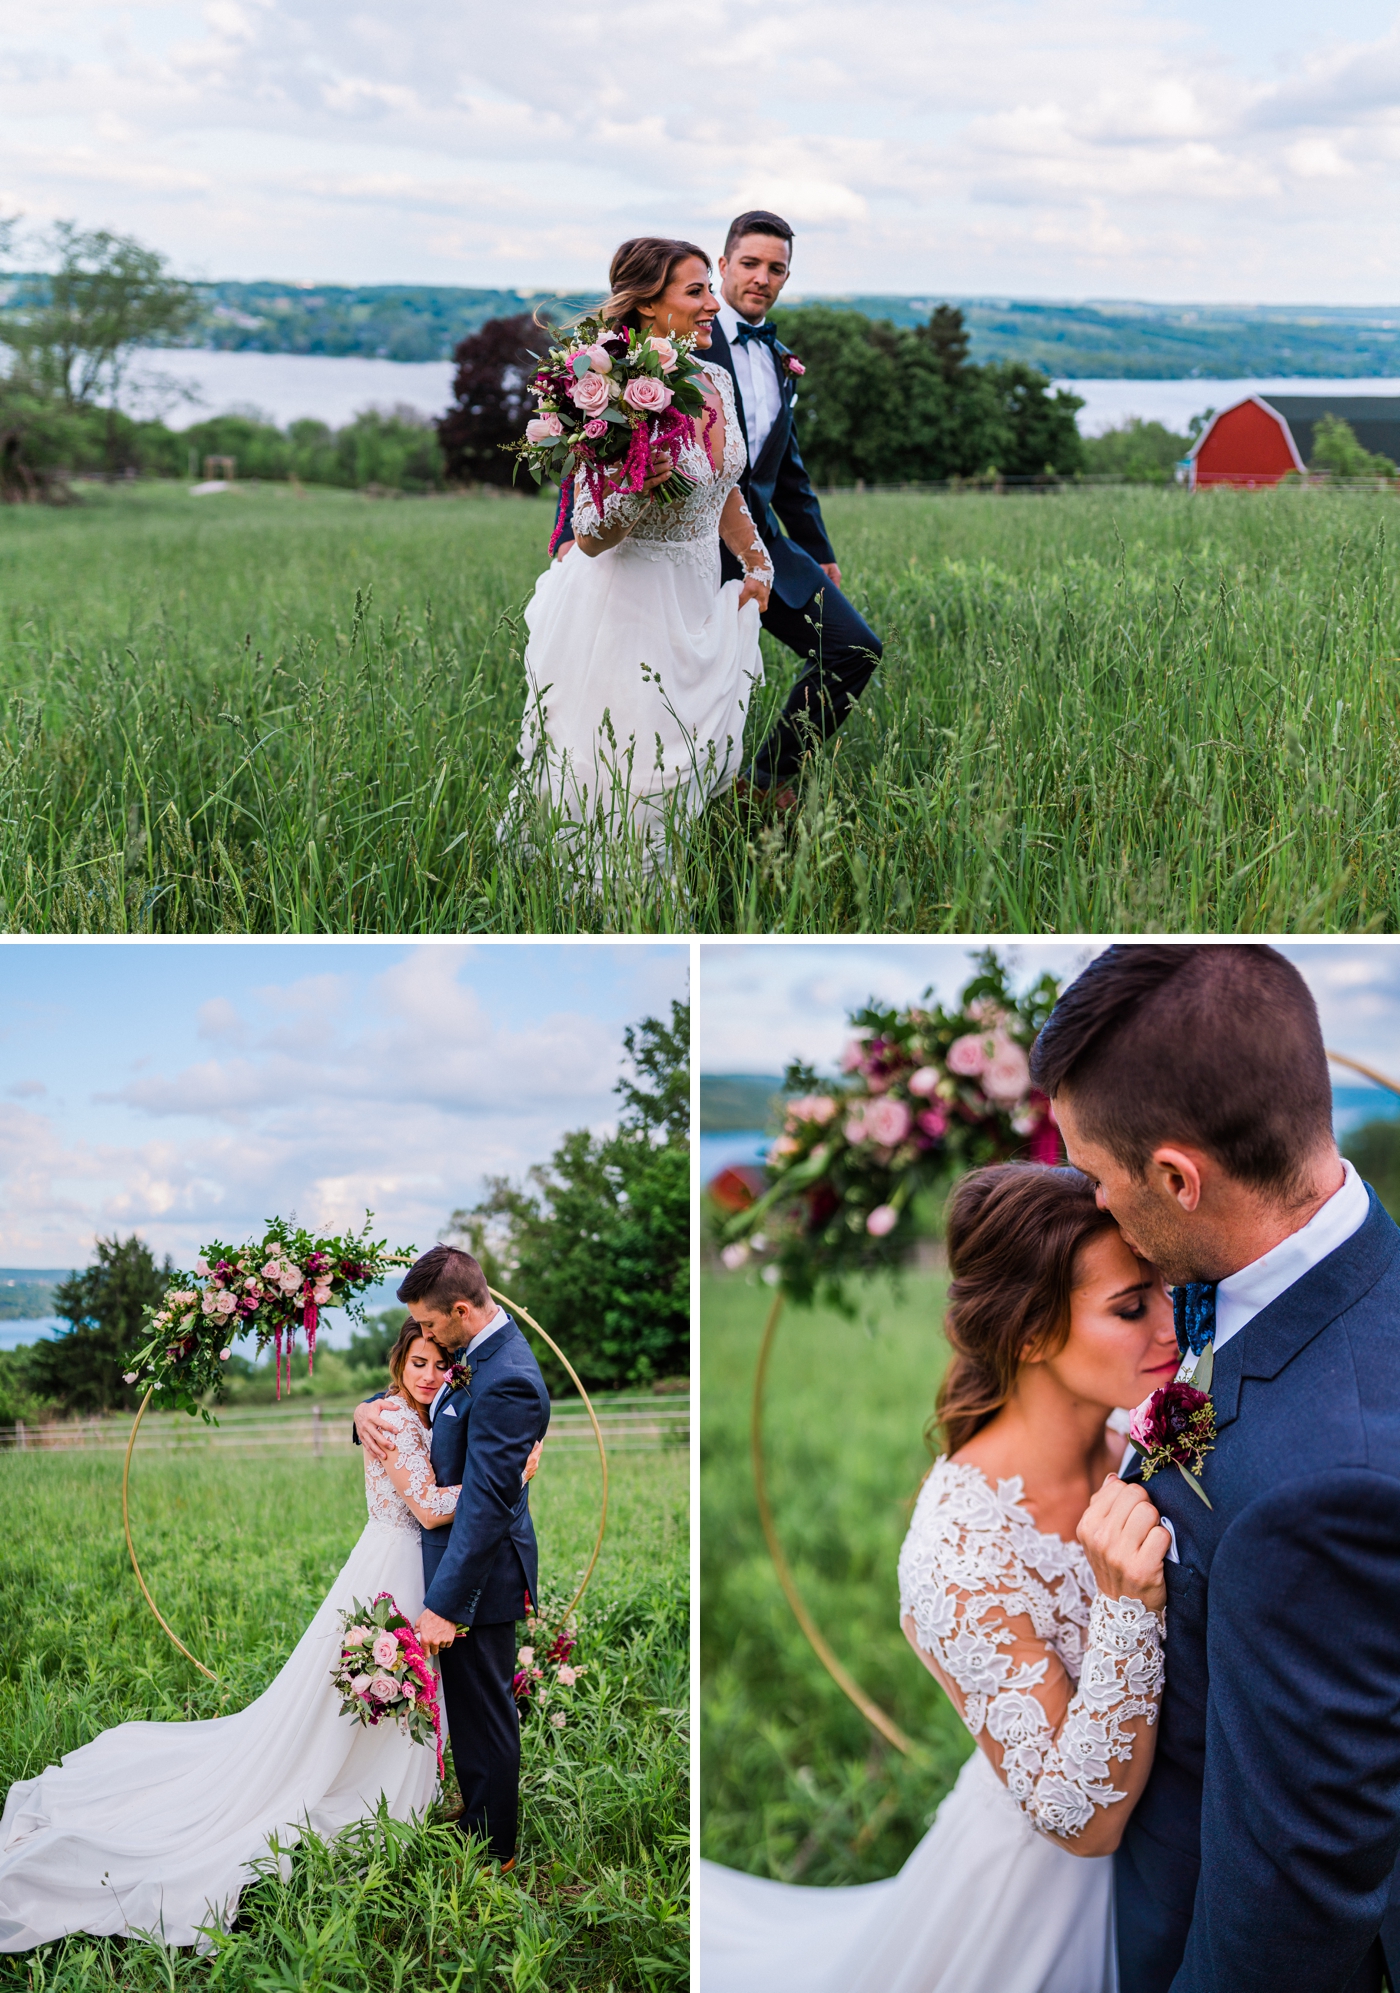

{"left": 1077, "top": 1476, "right": 1170, "bottom": 1615}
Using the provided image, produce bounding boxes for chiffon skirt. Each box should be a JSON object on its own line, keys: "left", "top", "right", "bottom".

{"left": 0, "top": 1518, "right": 439, "bottom": 1951}
{"left": 700, "top": 1746, "right": 1116, "bottom": 1993}
{"left": 515, "top": 535, "right": 763, "bottom": 860}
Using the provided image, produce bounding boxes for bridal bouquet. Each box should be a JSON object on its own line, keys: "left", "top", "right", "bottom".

{"left": 332, "top": 1593, "right": 443, "bottom": 1776}
{"left": 713, "top": 952, "right": 1063, "bottom": 1306}
{"left": 123, "top": 1213, "right": 415, "bottom": 1417}
{"left": 508, "top": 313, "right": 709, "bottom": 516}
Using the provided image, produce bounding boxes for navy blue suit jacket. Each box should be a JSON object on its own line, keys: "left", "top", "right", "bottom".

{"left": 420, "top": 1318, "right": 550, "bottom": 1627}
{"left": 1117, "top": 1189, "right": 1400, "bottom": 1993}
{"left": 551, "top": 320, "right": 835, "bottom": 610}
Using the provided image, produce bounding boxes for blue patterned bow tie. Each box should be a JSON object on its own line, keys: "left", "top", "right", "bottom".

{"left": 733, "top": 321, "right": 779, "bottom": 350}
{"left": 1173, "top": 1282, "right": 1217, "bottom": 1358}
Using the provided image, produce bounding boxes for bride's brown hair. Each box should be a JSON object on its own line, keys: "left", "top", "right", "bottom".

{"left": 932, "top": 1163, "right": 1118, "bottom": 1457}
{"left": 602, "top": 236, "right": 711, "bottom": 332}
{"left": 386, "top": 1321, "right": 447, "bottom": 1396}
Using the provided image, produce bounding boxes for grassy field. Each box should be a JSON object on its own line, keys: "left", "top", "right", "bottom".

{"left": 0, "top": 1439, "right": 687, "bottom": 1991}
{"left": 699, "top": 1267, "right": 974, "bottom": 1887}
{"left": 3, "top": 478, "right": 1400, "bottom": 931}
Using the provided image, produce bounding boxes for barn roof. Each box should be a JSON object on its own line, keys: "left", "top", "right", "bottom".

{"left": 1259, "top": 395, "right": 1400, "bottom": 465}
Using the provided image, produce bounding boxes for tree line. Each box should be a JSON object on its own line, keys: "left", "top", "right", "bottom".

{"left": 0, "top": 1005, "right": 689, "bottom": 1422}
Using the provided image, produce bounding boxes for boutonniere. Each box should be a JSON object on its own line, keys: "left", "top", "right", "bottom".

{"left": 1129, "top": 1380, "right": 1215, "bottom": 1507}
{"left": 447, "top": 1360, "right": 471, "bottom": 1391}
{"left": 784, "top": 354, "right": 805, "bottom": 378}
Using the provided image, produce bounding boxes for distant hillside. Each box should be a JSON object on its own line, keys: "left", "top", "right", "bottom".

{"left": 0, "top": 1270, "right": 68, "bottom": 1321}
{"left": 701, "top": 1074, "right": 787, "bottom": 1133}
{"left": 4, "top": 278, "right": 1399, "bottom": 377}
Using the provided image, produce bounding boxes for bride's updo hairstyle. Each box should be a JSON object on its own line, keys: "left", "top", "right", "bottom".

{"left": 602, "top": 236, "right": 711, "bottom": 332}
{"left": 933, "top": 1163, "right": 1117, "bottom": 1456}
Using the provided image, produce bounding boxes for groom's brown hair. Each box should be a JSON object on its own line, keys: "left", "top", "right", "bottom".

{"left": 397, "top": 1243, "right": 491, "bottom": 1313}
{"left": 1029, "top": 944, "right": 1334, "bottom": 1194}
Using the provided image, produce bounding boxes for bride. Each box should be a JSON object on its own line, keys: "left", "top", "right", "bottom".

{"left": 701, "top": 1162, "right": 1181, "bottom": 1993}
{"left": 514, "top": 235, "right": 775, "bottom": 864}
{"left": 0, "top": 1325, "right": 541, "bottom": 1952}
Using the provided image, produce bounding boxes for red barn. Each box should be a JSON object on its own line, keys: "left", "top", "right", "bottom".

{"left": 1188, "top": 396, "right": 1303, "bottom": 488}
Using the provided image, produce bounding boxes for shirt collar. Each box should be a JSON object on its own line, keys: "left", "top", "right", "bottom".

{"left": 1213, "top": 1158, "right": 1370, "bottom": 1352}
{"left": 427, "top": 1307, "right": 509, "bottom": 1421}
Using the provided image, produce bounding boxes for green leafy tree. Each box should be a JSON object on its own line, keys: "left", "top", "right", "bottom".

{"left": 1308, "top": 414, "right": 1396, "bottom": 481}
{"left": 23, "top": 1235, "right": 173, "bottom": 1415}
{"left": 448, "top": 1004, "right": 690, "bottom": 1391}
{"left": 1082, "top": 417, "right": 1191, "bottom": 483}
{"left": 346, "top": 1307, "right": 409, "bottom": 1372}
{"left": 1342, "top": 1118, "right": 1400, "bottom": 1220}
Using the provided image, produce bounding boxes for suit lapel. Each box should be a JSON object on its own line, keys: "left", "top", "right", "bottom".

{"left": 706, "top": 323, "right": 749, "bottom": 462}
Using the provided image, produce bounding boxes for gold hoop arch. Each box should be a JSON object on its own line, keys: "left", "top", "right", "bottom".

{"left": 751, "top": 1290, "right": 914, "bottom": 1755}
{"left": 751, "top": 1049, "right": 1400, "bottom": 1756}
{"left": 122, "top": 1293, "right": 608, "bottom": 1675}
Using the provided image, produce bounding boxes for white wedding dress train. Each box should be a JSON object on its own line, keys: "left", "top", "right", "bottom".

{"left": 0, "top": 1399, "right": 452, "bottom": 1951}
{"left": 513, "top": 363, "right": 765, "bottom": 864}
{"left": 700, "top": 1460, "right": 1168, "bottom": 1993}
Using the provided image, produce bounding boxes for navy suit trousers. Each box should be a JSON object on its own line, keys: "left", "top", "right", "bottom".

{"left": 749, "top": 584, "right": 883, "bottom": 787}
{"left": 439, "top": 1620, "right": 520, "bottom": 1863}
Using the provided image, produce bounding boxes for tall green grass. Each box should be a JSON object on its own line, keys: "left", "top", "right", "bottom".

{"left": 699, "top": 1268, "right": 973, "bottom": 1886}
{"left": 0, "top": 1441, "right": 687, "bottom": 1990}
{"left": 3, "top": 479, "right": 1399, "bottom": 930}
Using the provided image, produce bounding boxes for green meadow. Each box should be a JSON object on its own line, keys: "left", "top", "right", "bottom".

{"left": 2, "top": 478, "right": 1399, "bottom": 931}
{"left": 700, "top": 1268, "right": 973, "bottom": 1886}
{"left": 0, "top": 1439, "right": 687, "bottom": 1991}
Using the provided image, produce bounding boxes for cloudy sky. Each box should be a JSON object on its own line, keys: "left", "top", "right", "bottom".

{"left": 700, "top": 938, "right": 1400, "bottom": 1128}
{"left": 3, "top": 0, "right": 1400, "bottom": 300}
{"left": 0, "top": 939, "right": 686, "bottom": 1280}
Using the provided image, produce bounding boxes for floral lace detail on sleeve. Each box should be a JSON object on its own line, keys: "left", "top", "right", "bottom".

{"left": 722, "top": 492, "right": 775, "bottom": 587}
{"left": 381, "top": 1398, "right": 459, "bottom": 1518}
{"left": 898, "top": 1460, "right": 1164, "bottom": 1840}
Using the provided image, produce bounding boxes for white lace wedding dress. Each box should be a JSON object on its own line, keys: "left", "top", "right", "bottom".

{"left": 700, "top": 1459, "right": 1165, "bottom": 1993}
{"left": 0, "top": 1398, "right": 453, "bottom": 1952}
{"left": 514, "top": 363, "right": 769, "bottom": 860}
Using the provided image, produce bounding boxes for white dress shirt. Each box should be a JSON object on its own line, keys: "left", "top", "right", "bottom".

{"left": 717, "top": 301, "right": 783, "bottom": 467}
{"left": 429, "top": 1305, "right": 510, "bottom": 1423}
{"left": 1212, "top": 1157, "right": 1369, "bottom": 1351}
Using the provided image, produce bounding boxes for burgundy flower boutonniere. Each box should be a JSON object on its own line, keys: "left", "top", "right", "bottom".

{"left": 1129, "top": 1381, "right": 1215, "bottom": 1507}
{"left": 447, "top": 1360, "right": 472, "bottom": 1392}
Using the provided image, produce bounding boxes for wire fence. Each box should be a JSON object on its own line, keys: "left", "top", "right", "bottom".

{"left": 0, "top": 1391, "right": 688, "bottom": 1458}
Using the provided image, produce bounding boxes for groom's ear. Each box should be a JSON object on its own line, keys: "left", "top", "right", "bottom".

{"left": 1148, "top": 1145, "right": 1207, "bottom": 1212}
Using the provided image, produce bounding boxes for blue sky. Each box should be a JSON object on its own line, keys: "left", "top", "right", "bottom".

{"left": 3, "top": 0, "right": 1400, "bottom": 299}
{"left": 0, "top": 939, "right": 687, "bottom": 1273}
{"left": 699, "top": 938, "right": 1400, "bottom": 1132}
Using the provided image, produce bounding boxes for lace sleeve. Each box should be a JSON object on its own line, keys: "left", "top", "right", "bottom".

{"left": 574, "top": 475, "right": 647, "bottom": 543}
{"left": 719, "top": 488, "right": 775, "bottom": 587}
{"left": 898, "top": 1464, "right": 1164, "bottom": 1841}
{"left": 382, "top": 1400, "right": 459, "bottom": 1518}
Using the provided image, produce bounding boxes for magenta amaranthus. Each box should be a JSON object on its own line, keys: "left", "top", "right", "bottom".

{"left": 123, "top": 1214, "right": 414, "bottom": 1418}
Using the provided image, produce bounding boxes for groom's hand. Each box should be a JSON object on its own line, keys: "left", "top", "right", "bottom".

{"left": 819, "top": 562, "right": 842, "bottom": 588}
{"left": 354, "top": 1399, "right": 395, "bottom": 1463}
{"left": 416, "top": 1609, "right": 459, "bottom": 1655}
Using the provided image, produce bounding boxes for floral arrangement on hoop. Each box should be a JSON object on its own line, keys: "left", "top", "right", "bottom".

{"left": 513, "top": 1607, "right": 586, "bottom": 1732}
{"left": 508, "top": 314, "right": 710, "bottom": 520}
{"left": 713, "top": 952, "right": 1063, "bottom": 1307}
{"left": 123, "top": 1214, "right": 414, "bottom": 1418}
{"left": 331, "top": 1593, "right": 443, "bottom": 1776}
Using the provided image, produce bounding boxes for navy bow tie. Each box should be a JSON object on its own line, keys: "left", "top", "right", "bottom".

{"left": 733, "top": 321, "right": 778, "bottom": 350}
{"left": 1173, "top": 1282, "right": 1217, "bottom": 1358}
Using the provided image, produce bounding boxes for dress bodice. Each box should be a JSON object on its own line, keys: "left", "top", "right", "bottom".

{"left": 898, "top": 1458, "right": 1164, "bottom": 1841}
{"left": 363, "top": 1397, "right": 459, "bottom": 1535}
{"left": 572, "top": 363, "right": 750, "bottom": 566}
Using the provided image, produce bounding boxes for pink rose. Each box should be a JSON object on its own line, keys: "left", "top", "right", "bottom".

{"left": 768, "top": 1134, "right": 799, "bottom": 1162}
{"left": 570, "top": 371, "right": 610, "bottom": 415}
{"left": 218, "top": 1347, "right": 232, "bottom": 1361}
{"left": 344, "top": 1625, "right": 370, "bottom": 1647}
{"left": 844, "top": 1112, "right": 869, "bottom": 1145}
{"left": 279, "top": 1271, "right": 301, "bottom": 1294}
{"left": 525, "top": 413, "right": 563, "bottom": 443}
{"left": 623, "top": 376, "right": 672, "bottom": 413}
{"left": 841, "top": 1038, "right": 867, "bottom": 1072}
{"left": 583, "top": 418, "right": 607, "bottom": 438}
{"left": 313, "top": 1283, "right": 332, "bottom": 1305}
{"left": 556, "top": 1664, "right": 577, "bottom": 1686}
{"left": 214, "top": 1290, "right": 237, "bottom": 1315}
{"left": 787, "top": 356, "right": 806, "bottom": 376}
{"left": 584, "top": 343, "right": 613, "bottom": 374}
{"left": 907, "top": 1067, "right": 941, "bottom": 1097}
{"left": 646, "top": 336, "right": 678, "bottom": 372}
{"left": 946, "top": 1032, "right": 990, "bottom": 1077}
{"left": 863, "top": 1097, "right": 911, "bottom": 1146}
{"left": 350, "top": 1671, "right": 372, "bottom": 1695}
{"left": 194, "top": 1258, "right": 210, "bottom": 1277}
{"left": 368, "top": 1676, "right": 400, "bottom": 1702}
{"left": 371, "top": 1631, "right": 399, "bottom": 1668}
{"left": 866, "top": 1205, "right": 899, "bottom": 1237}
{"left": 788, "top": 1094, "right": 837, "bottom": 1127}
{"left": 982, "top": 1035, "right": 1031, "bottom": 1104}
{"left": 917, "top": 1105, "right": 949, "bottom": 1139}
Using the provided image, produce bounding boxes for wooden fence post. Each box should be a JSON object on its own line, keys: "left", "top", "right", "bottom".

{"left": 312, "top": 1405, "right": 322, "bottom": 1457}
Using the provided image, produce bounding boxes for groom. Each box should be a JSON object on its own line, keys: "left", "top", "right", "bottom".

{"left": 354, "top": 1244, "right": 550, "bottom": 1867}
{"left": 1032, "top": 944, "right": 1400, "bottom": 1993}
{"left": 553, "top": 209, "right": 883, "bottom": 809}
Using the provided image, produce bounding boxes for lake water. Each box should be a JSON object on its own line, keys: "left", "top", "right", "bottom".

{"left": 699, "top": 1130, "right": 771, "bottom": 1188}
{"left": 124, "top": 350, "right": 1400, "bottom": 439}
